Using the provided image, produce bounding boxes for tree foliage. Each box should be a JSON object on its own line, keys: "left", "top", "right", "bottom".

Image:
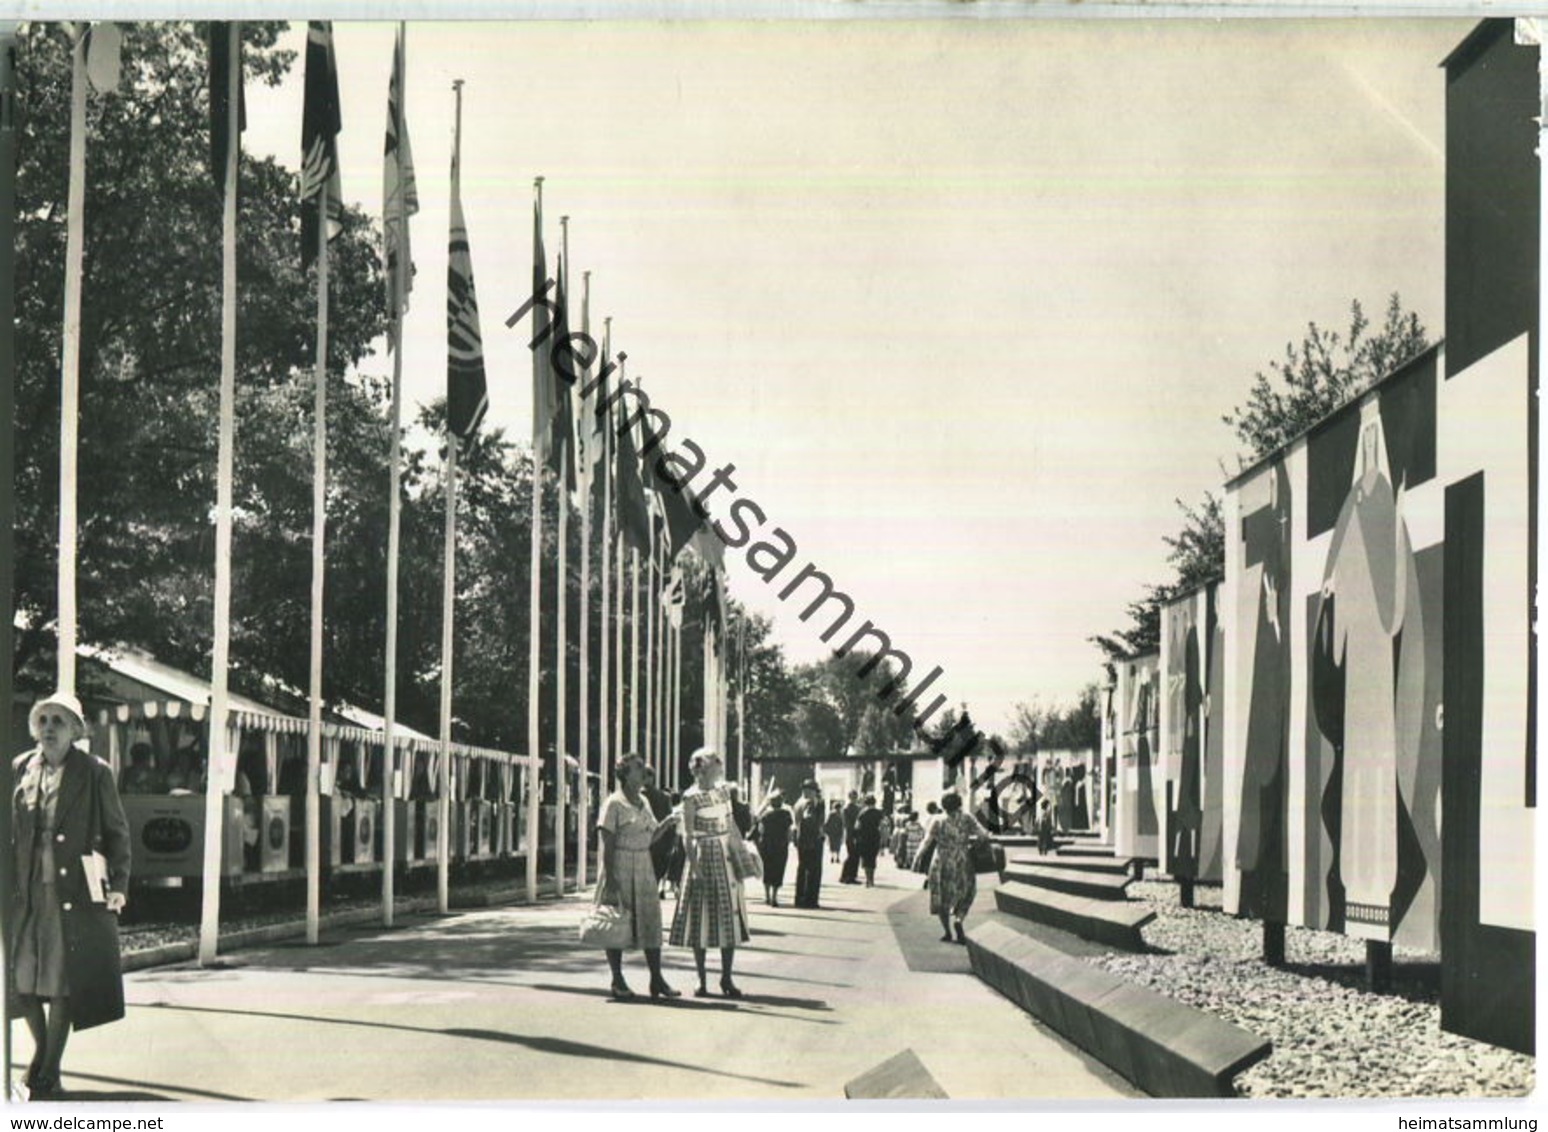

{"left": 1093, "top": 295, "right": 1428, "bottom": 662}
{"left": 1008, "top": 683, "right": 1101, "bottom": 754}
{"left": 13, "top": 22, "right": 390, "bottom": 703}
{"left": 1224, "top": 295, "right": 1430, "bottom": 462}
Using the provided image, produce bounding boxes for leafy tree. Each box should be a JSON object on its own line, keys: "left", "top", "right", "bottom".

{"left": 1010, "top": 683, "right": 1101, "bottom": 754}
{"left": 1091, "top": 493, "right": 1223, "bottom": 660}
{"left": 1094, "top": 295, "right": 1427, "bottom": 662}
{"left": 13, "top": 22, "right": 390, "bottom": 704}
{"left": 1225, "top": 295, "right": 1429, "bottom": 461}
{"left": 794, "top": 647, "right": 916, "bottom": 758}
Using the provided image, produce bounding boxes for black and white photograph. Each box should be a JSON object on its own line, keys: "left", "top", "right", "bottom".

{"left": 0, "top": 0, "right": 1539, "bottom": 1116}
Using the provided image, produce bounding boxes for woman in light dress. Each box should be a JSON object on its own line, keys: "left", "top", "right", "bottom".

{"left": 596, "top": 752, "right": 680, "bottom": 1001}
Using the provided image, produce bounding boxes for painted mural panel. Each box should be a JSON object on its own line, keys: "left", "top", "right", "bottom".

{"left": 1114, "top": 654, "right": 1161, "bottom": 861}
{"left": 1202, "top": 585, "right": 1225, "bottom": 881}
{"left": 1226, "top": 338, "right": 1533, "bottom": 985}
{"left": 1437, "top": 333, "right": 1536, "bottom": 1053}
{"left": 1303, "top": 360, "right": 1444, "bottom": 950}
{"left": 1161, "top": 584, "right": 1224, "bottom": 883}
{"left": 1100, "top": 679, "right": 1117, "bottom": 838}
{"left": 1230, "top": 459, "right": 1293, "bottom": 924}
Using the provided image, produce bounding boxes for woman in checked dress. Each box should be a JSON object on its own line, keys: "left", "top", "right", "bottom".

{"left": 669, "top": 749, "right": 750, "bottom": 998}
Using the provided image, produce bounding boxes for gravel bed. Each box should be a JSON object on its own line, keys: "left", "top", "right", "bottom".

{"left": 1085, "top": 880, "right": 1535, "bottom": 1099}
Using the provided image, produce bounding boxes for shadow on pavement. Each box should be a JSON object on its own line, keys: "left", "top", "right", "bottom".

{"left": 33, "top": 1068, "right": 253, "bottom": 1103}
{"left": 140, "top": 1002, "right": 803, "bottom": 1090}
{"left": 181, "top": 917, "right": 611, "bottom": 983}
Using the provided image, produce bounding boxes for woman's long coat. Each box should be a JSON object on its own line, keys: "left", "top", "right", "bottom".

{"left": 10, "top": 746, "right": 132, "bottom": 1030}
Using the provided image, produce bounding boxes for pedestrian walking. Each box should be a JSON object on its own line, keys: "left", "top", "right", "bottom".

{"left": 753, "top": 793, "right": 793, "bottom": 906}
{"left": 896, "top": 811, "right": 926, "bottom": 870}
{"left": 644, "top": 768, "right": 680, "bottom": 899}
{"left": 839, "top": 791, "right": 862, "bottom": 884}
{"left": 792, "top": 781, "right": 826, "bottom": 909}
{"left": 916, "top": 791, "right": 992, "bottom": 944}
{"left": 854, "top": 794, "right": 885, "bottom": 887}
{"left": 823, "top": 799, "right": 844, "bottom": 863}
{"left": 727, "top": 784, "right": 754, "bottom": 838}
{"left": 668, "top": 749, "right": 750, "bottom": 998}
{"left": 1036, "top": 793, "right": 1056, "bottom": 856}
{"left": 10, "top": 692, "right": 132, "bottom": 1100}
{"left": 595, "top": 753, "right": 680, "bottom": 1001}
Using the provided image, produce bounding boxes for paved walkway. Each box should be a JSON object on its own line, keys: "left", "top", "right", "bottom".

{"left": 12, "top": 857, "right": 1137, "bottom": 1103}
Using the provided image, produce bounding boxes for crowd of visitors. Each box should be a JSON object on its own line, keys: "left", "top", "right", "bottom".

{"left": 585, "top": 759, "right": 1016, "bottom": 1000}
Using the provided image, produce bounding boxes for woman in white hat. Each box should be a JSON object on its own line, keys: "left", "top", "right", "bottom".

{"left": 9, "top": 691, "right": 131, "bottom": 1100}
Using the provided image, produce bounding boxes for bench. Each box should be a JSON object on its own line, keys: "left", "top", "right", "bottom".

{"left": 1003, "top": 863, "right": 1133, "bottom": 900}
{"left": 993, "top": 881, "right": 1154, "bottom": 950}
{"left": 966, "top": 920, "right": 1272, "bottom": 1097}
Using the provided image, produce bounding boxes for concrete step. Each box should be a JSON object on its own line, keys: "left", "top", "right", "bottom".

{"left": 1003, "top": 864, "right": 1132, "bottom": 901}
{"left": 966, "top": 920, "right": 1272, "bottom": 1098}
{"left": 1009, "top": 853, "right": 1133, "bottom": 877}
{"left": 992, "top": 881, "right": 1154, "bottom": 951}
{"left": 994, "top": 835, "right": 1074, "bottom": 850}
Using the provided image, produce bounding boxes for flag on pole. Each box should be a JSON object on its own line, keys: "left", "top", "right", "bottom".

{"left": 651, "top": 474, "right": 709, "bottom": 561}
{"left": 531, "top": 201, "right": 561, "bottom": 465}
{"left": 208, "top": 22, "right": 244, "bottom": 189}
{"left": 573, "top": 272, "right": 600, "bottom": 509}
{"left": 446, "top": 120, "right": 487, "bottom": 446}
{"left": 614, "top": 392, "right": 652, "bottom": 554}
{"left": 690, "top": 518, "right": 725, "bottom": 571}
{"left": 300, "top": 20, "right": 342, "bottom": 270}
{"left": 383, "top": 26, "right": 417, "bottom": 346}
{"left": 83, "top": 22, "right": 122, "bottom": 94}
{"left": 664, "top": 566, "right": 685, "bottom": 630}
{"left": 549, "top": 255, "right": 577, "bottom": 489}
{"left": 590, "top": 327, "right": 615, "bottom": 509}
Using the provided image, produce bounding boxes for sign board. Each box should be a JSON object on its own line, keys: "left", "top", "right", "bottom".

{"left": 123, "top": 795, "right": 244, "bottom": 879}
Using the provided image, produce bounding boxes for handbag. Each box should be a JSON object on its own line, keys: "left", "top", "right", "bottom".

{"left": 730, "top": 838, "right": 763, "bottom": 882}
{"left": 578, "top": 902, "right": 635, "bottom": 949}
{"left": 969, "top": 837, "right": 1004, "bottom": 875}
{"left": 913, "top": 839, "right": 936, "bottom": 874}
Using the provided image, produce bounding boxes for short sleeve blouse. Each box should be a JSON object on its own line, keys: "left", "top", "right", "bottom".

{"left": 600, "top": 791, "right": 658, "bottom": 852}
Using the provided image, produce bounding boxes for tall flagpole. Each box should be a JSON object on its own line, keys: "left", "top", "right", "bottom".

{"left": 56, "top": 24, "right": 88, "bottom": 697}
{"left": 644, "top": 513, "right": 657, "bottom": 770}
{"left": 381, "top": 19, "right": 410, "bottom": 930}
{"left": 1, "top": 20, "right": 19, "bottom": 1093}
{"left": 555, "top": 215, "right": 570, "bottom": 897}
{"left": 673, "top": 614, "right": 683, "bottom": 790}
{"left": 199, "top": 20, "right": 241, "bottom": 965}
{"left": 657, "top": 543, "right": 669, "bottom": 774}
{"left": 305, "top": 140, "right": 329, "bottom": 948}
{"left": 525, "top": 176, "right": 545, "bottom": 904}
{"left": 612, "top": 345, "right": 626, "bottom": 766}
{"left": 577, "top": 269, "right": 592, "bottom": 892}
{"left": 656, "top": 545, "right": 667, "bottom": 770}
{"left": 630, "top": 547, "right": 642, "bottom": 761}
{"left": 625, "top": 363, "right": 641, "bottom": 761}
{"left": 438, "top": 79, "right": 468, "bottom": 916}
{"left": 706, "top": 618, "right": 715, "bottom": 766}
{"left": 598, "top": 315, "right": 613, "bottom": 803}
{"left": 737, "top": 618, "right": 747, "bottom": 793}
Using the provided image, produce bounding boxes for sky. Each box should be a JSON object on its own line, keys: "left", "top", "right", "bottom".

{"left": 224, "top": 12, "right": 1474, "bottom": 737}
